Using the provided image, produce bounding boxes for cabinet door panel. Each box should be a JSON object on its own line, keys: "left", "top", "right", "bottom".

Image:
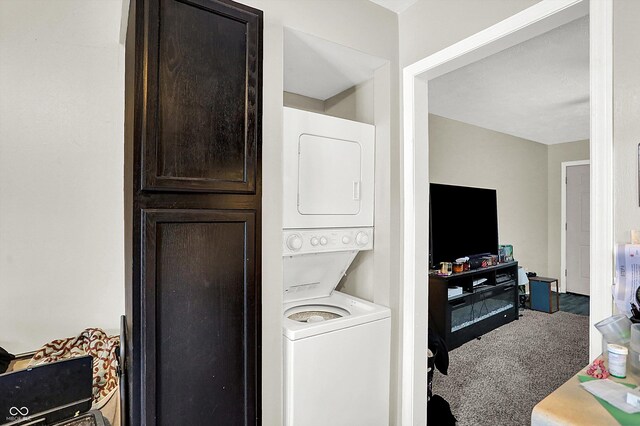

{"left": 142, "top": 209, "right": 258, "bottom": 425}
{"left": 143, "top": 0, "right": 261, "bottom": 193}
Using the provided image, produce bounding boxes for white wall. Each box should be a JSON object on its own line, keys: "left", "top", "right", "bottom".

{"left": 547, "top": 139, "right": 590, "bottom": 281}
{"left": 613, "top": 0, "right": 640, "bottom": 244}
{"left": 0, "top": 0, "right": 124, "bottom": 355}
{"left": 284, "top": 78, "right": 375, "bottom": 127}
{"left": 283, "top": 91, "right": 325, "bottom": 114}
{"left": 429, "top": 114, "right": 549, "bottom": 275}
{"left": 399, "top": 0, "right": 541, "bottom": 67}
{"left": 325, "top": 78, "right": 375, "bottom": 125}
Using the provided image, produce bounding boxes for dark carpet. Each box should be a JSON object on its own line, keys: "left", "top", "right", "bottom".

{"left": 559, "top": 292, "right": 590, "bottom": 316}
{"left": 431, "top": 310, "right": 589, "bottom": 426}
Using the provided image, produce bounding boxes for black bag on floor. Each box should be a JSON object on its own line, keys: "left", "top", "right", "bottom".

{"left": 0, "top": 346, "right": 15, "bottom": 374}
{"left": 428, "top": 326, "right": 449, "bottom": 376}
{"left": 428, "top": 394, "right": 457, "bottom": 425}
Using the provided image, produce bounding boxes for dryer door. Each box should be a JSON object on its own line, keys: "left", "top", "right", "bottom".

{"left": 283, "top": 107, "right": 375, "bottom": 229}
{"left": 298, "top": 134, "right": 361, "bottom": 216}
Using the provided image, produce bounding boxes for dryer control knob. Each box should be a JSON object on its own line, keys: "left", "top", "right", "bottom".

{"left": 310, "top": 237, "right": 319, "bottom": 246}
{"left": 286, "top": 234, "right": 303, "bottom": 251}
{"left": 342, "top": 236, "right": 351, "bottom": 244}
{"left": 320, "top": 236, "right": 328, "bottom": 246}
{"left": 355, "top": 232, "right": 369, "bottom": 246}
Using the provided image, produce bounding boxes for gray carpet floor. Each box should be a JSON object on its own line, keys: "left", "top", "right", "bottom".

{"left": 432, "top": 310, "right": 589, "bottom": 426}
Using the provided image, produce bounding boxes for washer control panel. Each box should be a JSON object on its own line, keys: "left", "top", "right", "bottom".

{"left": 283, "top": 227, "right": 373, "bottom": 255}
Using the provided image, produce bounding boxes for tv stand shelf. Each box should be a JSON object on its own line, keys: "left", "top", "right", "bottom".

{"left": 429, "top": 261, "right": 518, "bottom": 349}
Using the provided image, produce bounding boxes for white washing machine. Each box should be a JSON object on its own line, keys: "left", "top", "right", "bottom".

{"left": 282, "top": 227, "right": 391, "bottom": 426}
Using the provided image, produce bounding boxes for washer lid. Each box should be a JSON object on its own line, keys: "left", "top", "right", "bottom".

{"left": 283, "top": 250, "right": 358, "bottom": 303}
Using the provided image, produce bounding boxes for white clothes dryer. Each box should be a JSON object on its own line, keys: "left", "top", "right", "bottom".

{"left": 283, "top": 107, "right": 375, "bottom": 230}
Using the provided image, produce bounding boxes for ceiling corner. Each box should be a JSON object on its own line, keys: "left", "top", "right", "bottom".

{"left": 367, "top": 0, "right": 418, "bottom": 15}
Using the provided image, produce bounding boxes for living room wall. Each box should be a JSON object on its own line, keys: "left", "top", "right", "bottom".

{"left": 429, "top": 114, "right": 549, "bottom": 275}
{"left": 430, "top": 114, "right": 592, "bottom": 281}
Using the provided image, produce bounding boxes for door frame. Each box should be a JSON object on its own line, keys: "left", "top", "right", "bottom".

{"left": 400, "top": 0, "right": 613, "bottom": 423}
{"left": 561, "top": 160, "right": 591, "bottom": 294}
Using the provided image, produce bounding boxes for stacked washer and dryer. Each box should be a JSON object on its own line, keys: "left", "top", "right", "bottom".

{"left": 282, "top": 107, "right": 391, "bottom": 426}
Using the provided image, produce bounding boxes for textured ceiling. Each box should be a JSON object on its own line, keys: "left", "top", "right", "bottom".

{"left": 368, "top": 0, "right": 418, "bottom": 14}
{"left": 429, "top": 16, "right": 589, "bottom": 145}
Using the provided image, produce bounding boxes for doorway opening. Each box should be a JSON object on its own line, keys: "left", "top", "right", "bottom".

{"left": 400, "top": 0, "right": 613, "bottom": 424}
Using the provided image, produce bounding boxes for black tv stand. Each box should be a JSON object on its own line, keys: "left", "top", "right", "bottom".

{"left": 428, "top": 261, "right": 518, "bottom": 350}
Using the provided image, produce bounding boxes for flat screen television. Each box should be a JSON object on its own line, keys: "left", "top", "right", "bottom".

{"left": 429, "top": 183, "right": 499, "bottom": 269}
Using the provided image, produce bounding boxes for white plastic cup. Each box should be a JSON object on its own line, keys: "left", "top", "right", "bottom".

{"left": 608, "top": 343, "right": 629, "bottom": 378}
{"left": 596, "top": 315, "right": 632, "bottom": 344}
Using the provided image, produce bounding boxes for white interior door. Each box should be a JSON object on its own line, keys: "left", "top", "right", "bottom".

{"left": 566, "top": 164, "right": 590, "bottom": 295}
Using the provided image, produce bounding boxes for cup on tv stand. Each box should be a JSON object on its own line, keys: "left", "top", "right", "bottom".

{"left": 454, "top": 257, "right": 469, "bottom": 272}
{"left": 438, "top": 262, "right": 452, "bottom": 275}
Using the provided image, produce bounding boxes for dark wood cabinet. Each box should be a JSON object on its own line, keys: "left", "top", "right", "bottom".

{"left": 141, "top": 0, "right": 261, "bottom": 193}
{"left": 429, "top": 262, "right": 518, "bottom": 350}
{"left": 124, "top": 0, "right": 262, "bottom": 424}
{"left": 141, "top": 209, "right": 258, "bottom": 425}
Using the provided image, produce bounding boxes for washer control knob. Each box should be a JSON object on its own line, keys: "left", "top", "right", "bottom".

{"left": 310, "top": 237, "right": 319, "bottom": 246}
{"left": 320, "top": 236, "right": 328, "bottom": 246}
{"left": 342, "top": 236, "right": 351, "bottom": 244}
{"left": 286, "top": 234, "right": 303, "bottom": 251}
{"left": 355, "top": 231, "right": 369, "bottom": 246}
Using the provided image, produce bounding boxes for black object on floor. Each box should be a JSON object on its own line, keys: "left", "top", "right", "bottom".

{"left": 0, "top": 355, "right": 106, "bottom": 425}
{"left": 428, "top": 327, "right": 456, "bottom": 423}
{"left": 559, "top": 292, "right": 589, "bottom": 316}
{"left": 0, "top": 346, "right": 15, "bottom": 374}
{"left": 428, "top": 394, "right": 457, "bottom": 425}
{"left": 428, "top": 327, "right": 449, "bottom": 376}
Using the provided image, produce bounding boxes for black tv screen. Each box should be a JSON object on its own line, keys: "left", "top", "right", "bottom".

{"left": 429, "top": 183, "right": 499, "bottom": 268}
